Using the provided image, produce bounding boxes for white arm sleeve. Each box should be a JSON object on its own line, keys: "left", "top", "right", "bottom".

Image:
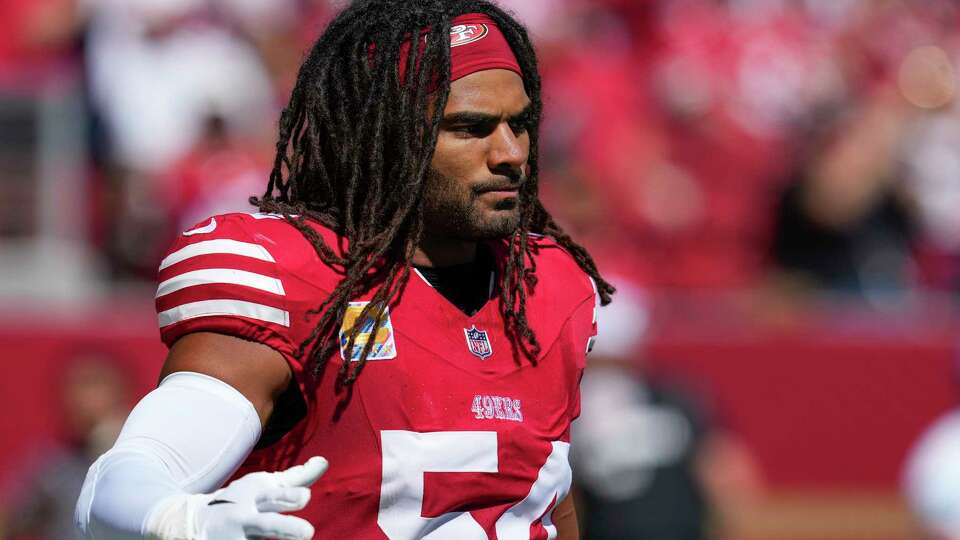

{"left": 75, "top": 372, "right": 262, "bottom": 539}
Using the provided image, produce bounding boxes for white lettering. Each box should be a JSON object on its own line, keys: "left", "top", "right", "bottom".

{"left": 470, "top": 395, "right": 523, "bottom": 423}
{"left": 377, "top": 431, "right": 570, "bottom": 539}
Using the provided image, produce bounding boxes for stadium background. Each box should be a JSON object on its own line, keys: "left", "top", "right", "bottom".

{"left": 0, "top": 0, "right": 958, "bottom": 538}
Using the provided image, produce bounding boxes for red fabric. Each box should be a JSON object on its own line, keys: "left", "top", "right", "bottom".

{"left": 397, "top": 13, "right": 522, "bottom": 87}
{"left": 156, "top": 214, "right": 302, "bottom": 384}
{"left": 156, "top": 213, "right": 596, "bottom": 538}
{"left": 447, "top": 13, "right": 521, "bottom": 82}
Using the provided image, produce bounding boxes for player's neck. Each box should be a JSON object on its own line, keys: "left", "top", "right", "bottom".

{"left": 412, "top": 237, "right": 477, "bottom": 268}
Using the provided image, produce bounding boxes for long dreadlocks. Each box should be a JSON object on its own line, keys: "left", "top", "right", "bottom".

{"left": 252, "top": 0, "right": 615, "bottom": 387}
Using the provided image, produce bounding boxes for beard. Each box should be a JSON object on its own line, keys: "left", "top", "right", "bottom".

{"left": 422, "top": 167, "right": 521, "bottom": 241}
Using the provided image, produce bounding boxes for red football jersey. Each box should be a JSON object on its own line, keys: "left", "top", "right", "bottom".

{"left": 155, "top": 212, "right": 598, "bottom": 539}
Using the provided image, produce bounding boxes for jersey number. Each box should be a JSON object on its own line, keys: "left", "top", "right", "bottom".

{"left": 377, "top": 431, "right": 571, "bottom": 540}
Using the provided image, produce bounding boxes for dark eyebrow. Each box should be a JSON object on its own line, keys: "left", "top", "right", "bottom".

{"left": 441, "top": 111, "right": 499, "bottom": 126}
{"left": 441, "top": 102, "right": 534, "bottom": 126}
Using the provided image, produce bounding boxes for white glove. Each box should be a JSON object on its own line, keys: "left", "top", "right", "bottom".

{"left": 145, "top": 456, "right": 328, "bottom": 540}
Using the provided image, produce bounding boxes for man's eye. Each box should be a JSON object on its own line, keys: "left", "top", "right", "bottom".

{"left": 453, "top": 124, "right": 494, "bottom": 137}
{"left": 508, "top": 121, "right": 529, "bottom": 135}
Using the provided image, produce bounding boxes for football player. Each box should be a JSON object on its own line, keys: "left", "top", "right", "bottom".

{"left": 75, "top": 1, "right": 614, "bottom": 538}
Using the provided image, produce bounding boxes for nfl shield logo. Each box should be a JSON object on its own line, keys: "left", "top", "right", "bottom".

{"left": 463, "top": 325, "right": 493, "bottom": 359}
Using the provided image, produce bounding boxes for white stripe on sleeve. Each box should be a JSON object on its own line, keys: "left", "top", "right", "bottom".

{"left": 156, "top": 269, "right": 286, "bottom": 298}
{"left": 248, "top": 212, "right": 299, "bottom": 219}
{"left": 158, "top": 300, "right": 290, "bottom": 328}
{"left": 159, "top": 240, "right": 275, "bottom": 271}
{"left": 588, "top": 277, "right": 599, "bottom": 324}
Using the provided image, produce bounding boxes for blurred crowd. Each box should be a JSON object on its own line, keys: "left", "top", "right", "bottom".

{"left": 1, "top": 0, "right": 959, "bottom": 303}
{"left": 2, "top": 0, "right": 960, "bottom": 539}
{"left": 3, "top": 355, "right": 131, "bottom": 540}
{"left": 527, "top": 0, "right": 960, "bottom": 306}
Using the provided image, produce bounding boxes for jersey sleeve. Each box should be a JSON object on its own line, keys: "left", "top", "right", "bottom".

{"left": 566, "top": 282, "right": 599, "bottom": 424}
{"left": 585, "top": 277, "right": 600, "bottom": 357}
{"left": 154, "top": 214, "right": 297, "bottom": 361}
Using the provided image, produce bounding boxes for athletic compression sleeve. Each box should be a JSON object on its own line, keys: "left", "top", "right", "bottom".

{"left": 75, "top": 371, "right": 262, "bottom": 538}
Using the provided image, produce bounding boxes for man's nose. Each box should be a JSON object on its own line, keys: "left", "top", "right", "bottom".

{"left": 488, "top": 123, "right": 527, "bottom": 173}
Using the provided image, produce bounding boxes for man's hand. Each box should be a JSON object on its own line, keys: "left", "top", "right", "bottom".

{"left": 147, "top": 456, "right": 328, "bottom": 540}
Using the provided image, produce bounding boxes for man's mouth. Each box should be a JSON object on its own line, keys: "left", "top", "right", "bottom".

{"left": 474, "top": 179, "right": 522, "bottom": 195}
{"left": 478, "top": 186, "right": 519, "bottom": 195}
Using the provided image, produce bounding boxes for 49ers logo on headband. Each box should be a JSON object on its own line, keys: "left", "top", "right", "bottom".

{"left": 450, "top": 24, "right": 489, "bottom": 47}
